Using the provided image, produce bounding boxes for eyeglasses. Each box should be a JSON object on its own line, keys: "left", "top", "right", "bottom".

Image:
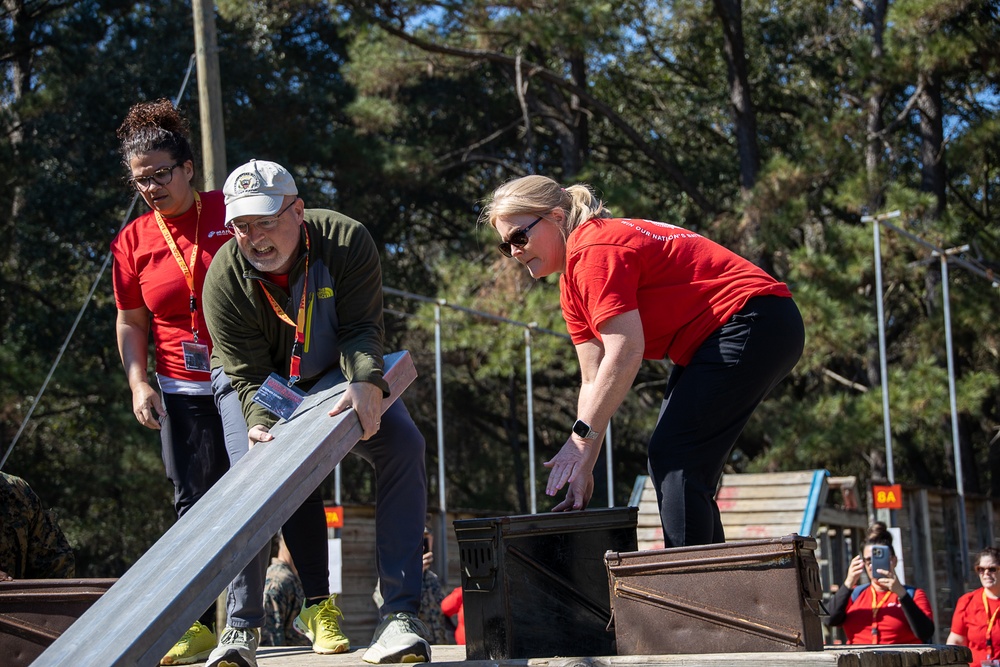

{"left": 977, "top": 566, "right": 999, "bottom": 575}
{"left": 497, "top": 216, "right": 544, "bottom": 258}
{"left": 130, "top": 163, "right": 184, "bottom": 191}
{"left": 226, "top": 199, "right": 297, "bottom": 236}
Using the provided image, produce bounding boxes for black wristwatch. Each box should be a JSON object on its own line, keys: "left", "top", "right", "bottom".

{"left": 572, "top": 419, "right": 600, "bottom": 440}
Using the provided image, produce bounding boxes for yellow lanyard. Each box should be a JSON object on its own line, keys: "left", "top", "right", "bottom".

{"left": 982, "top": 589, "right": 1000, "bottom": 659}
{"left": 870, "top": 587, "right": 893, "bottom": 643}
{"left": 260, "top": 226, "right": 310, "bottom": 385}
{"left": 154, "top": 192, "right": 203, "bottom": 342}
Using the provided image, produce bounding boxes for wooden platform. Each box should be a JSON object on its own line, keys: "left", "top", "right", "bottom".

{"left": 253, "top": 644, "right": 971, "bottom": 666}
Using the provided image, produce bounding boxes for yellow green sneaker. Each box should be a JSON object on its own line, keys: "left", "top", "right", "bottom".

{"left": 294, "top": 596, "right": 350, "bottom": 654}
{"left": 160, "top": 621, "right": 217, "bottom": 665}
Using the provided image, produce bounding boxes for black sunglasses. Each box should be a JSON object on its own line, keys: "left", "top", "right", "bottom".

{"left": 497, "top": 216, "right": 544, "bottom": 258}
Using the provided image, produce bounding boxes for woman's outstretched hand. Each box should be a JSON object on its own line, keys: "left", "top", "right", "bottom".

{"left": 544, "top": 437, "right": 596, "bottom": 511}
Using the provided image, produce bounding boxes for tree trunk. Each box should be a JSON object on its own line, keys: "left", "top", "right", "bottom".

{"left": 0, "top": 0, "right": 33, "bottom": 337}
{"left": 917, "top": 70, "right": 947, "bottom": 218}
{"left": 712, "top": 0, "right": 760, "bottom": 195}
{"left": 864, "top": 0, "right": 889, "bottom": 211}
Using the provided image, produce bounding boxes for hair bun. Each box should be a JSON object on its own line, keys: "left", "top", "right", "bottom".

{"left": 117, "top": 98, "right": 189, "bottom": 142}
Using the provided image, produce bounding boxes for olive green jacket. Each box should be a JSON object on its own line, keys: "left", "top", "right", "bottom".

{"left": 203, "top": 209, "right": 389, "bottom": 430}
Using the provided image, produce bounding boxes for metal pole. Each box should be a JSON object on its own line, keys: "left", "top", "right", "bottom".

{"left": 525, "top": 326, "right": 537, "bottom": 514}
{"left": 863, "top": 210, "right": 900, "bottom": 487}
{"left": 940, "top": 253, "right": 970, "bottom": 578}
{"left": 434, "top": 303, "right": 448, "bottom": 581}
{"left": 604, "top": 421, "right": 614, "bottom": 507}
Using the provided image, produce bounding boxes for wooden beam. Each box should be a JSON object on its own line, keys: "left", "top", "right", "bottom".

{"left": 34, "top": 352, "right": 417, "bottom": 667}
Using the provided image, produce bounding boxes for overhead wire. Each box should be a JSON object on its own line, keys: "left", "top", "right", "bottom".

{"left": 1, "top": 54, "right": 198, "bottom": 471}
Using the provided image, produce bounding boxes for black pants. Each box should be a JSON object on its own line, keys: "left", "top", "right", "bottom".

{"left": 160, "top": 392, "right": 231, "bottom": 628}
{"left": 648, "top": 295, "right": 804, "bottom": 547}
{"left": 160, "top": 393, "right": 231, "bottom": 519}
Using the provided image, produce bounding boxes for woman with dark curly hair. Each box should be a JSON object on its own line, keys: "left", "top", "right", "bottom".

{"left": 949, "top": 546, "right": 1000, "bottom": 665}
{"left": 111, "top": 99, "right": 242, "bottom": 665}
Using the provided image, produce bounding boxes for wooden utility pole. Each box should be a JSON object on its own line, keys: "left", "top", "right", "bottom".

{"left": 192, "top": 0, "right": 226, "bottom": 189}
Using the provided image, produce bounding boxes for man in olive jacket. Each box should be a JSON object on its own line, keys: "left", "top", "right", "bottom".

{"left": 202, "top": 159, "right": 429, "bottom": 667}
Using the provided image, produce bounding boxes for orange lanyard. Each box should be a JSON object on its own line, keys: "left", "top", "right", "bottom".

{"left": 154, "top": 192, "right": 203, "bottom": 342}
{"left": 260, "top": 226, "right": 310, "bottom": 385}
{"left": 870, "top": 587, "right": 893, "bottom": 643}
{"left": 983, "top": 589, "right": 1000, "bottom": 659}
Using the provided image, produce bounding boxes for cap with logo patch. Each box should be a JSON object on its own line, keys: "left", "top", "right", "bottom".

{"left": 223, "top": 159, "right": 298, "bottom": 224}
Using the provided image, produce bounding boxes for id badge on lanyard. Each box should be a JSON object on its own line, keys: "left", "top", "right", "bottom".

{"left": 156, "top": 194, "right": 210, "bottom": 373}
{"left": 182, "top": 340, "right": 211, "bottom": 372}
{"left": 252, "top": 372, "right": 306, "bottom": 420}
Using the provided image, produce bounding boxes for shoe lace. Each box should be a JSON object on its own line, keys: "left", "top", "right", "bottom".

{"left": 382, "top": 612, "right": 421, "bottom": 640}
{"left": 220, "top": 626, "right": 254, "bottom": 645}
{"left": 316, "top": 598, "right": 344, "bottom": 634}
{"left": 178, "top": 623, "right": 201, "bottom": 645}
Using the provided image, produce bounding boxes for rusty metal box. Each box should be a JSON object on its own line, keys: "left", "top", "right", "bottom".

{"left": 605, "top": 534, "right": 823, "bottom": 654}
{"left": 0, "top": 578, "right": 115, "bottom": 667}
{"left": 456, "top": 507, "right": 637, "bottom": 659}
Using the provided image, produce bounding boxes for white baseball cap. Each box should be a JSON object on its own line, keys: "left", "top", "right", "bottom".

{"left": 223, "top": 159, "right": 298, "bottom": 224}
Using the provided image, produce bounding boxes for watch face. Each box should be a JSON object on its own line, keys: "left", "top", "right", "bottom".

{"left": 573, "top": 420, "right": 590, "bottom": 438}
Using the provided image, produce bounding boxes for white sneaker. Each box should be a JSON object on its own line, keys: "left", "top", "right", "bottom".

{"left": 362, "top": 612, "right": 431, "bottom": 664}
{"left": 206, "top": 626, "right": 260, "bottom": 667}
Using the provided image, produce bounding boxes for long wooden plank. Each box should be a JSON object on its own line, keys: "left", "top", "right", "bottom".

{"left": 717, "top": 485, "right": 814, "bottom": 500}
{"left": 35, "top": 351, "right": 417, "bottom": 667}
{"left": 720, "top": 511, "right": 809, "bottom": 526}
{"left": 721, "top": 471, "right": 818, "bottom": 486}
{"left": 717, "top": 498, "right": 808, "bottom": 513}
{"left": 723, "top": 525, "right": 802, "bottom": 540}
{"left": 245, "top": 643, "right": 972, "bottom": 666}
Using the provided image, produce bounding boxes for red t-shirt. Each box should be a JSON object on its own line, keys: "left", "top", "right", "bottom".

{"left": 559, "top": 218, "right": 792, "bottom": 365}
{"left": 841, "top": 585, "right": 933, "bottom": 644}
{"left": 952, "top": 588, "right": 1000, "bottom": 664}
{"left": 110, "top": 190, "right": 231, "bottom": 381}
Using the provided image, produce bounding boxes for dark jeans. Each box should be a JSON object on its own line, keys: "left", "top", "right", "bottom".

{"left": 212, "top": 368, "right": 428, "bottom": 626}
{"left": 648, "top": 295, "right": 804, "bottom": 547}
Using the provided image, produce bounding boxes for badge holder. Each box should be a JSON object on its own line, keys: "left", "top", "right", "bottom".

{"left": 252, "top": 372, "right": 306, "bottom": 420}
{"left": 182, "top": 341, "right": 211, "bottom": 372}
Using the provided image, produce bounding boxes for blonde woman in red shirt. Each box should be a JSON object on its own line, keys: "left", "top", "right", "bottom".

{"left": 483, "top": 175, "right": 803, "bottom": 547}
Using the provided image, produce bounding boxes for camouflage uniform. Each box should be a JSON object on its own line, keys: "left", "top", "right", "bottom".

{"left": 418, "top": 569, "right": 454, "bottom": 645}
{"left": 0, "top": 472, "right": 75, "bottom": 579}
{"left": 261, "top": 559, "right": 311, "bottom": 647}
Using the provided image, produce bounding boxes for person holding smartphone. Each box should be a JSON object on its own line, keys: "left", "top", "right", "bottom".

{"left": 825, "top": 522, "right": 934, "bottom": 644}
{"left": 948, "top": 546, "right": 1000, "bottom": 665}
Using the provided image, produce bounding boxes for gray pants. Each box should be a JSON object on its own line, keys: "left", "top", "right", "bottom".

{"left": 211, "top": 368, "right": 428, "bottom": 627}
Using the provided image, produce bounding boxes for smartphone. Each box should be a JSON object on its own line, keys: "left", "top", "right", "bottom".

{"left": 422, "top": 536, "right": 430, "bottom": 554}
{"left": 870, "top": 545, "right": 892, "bottom": 578}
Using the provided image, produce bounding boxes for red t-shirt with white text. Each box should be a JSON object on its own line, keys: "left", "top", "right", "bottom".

{"left": 559, "top": 218, "right": 792, "bottom": 365}
{"left": 952, "top": 588, "right": 1000, "bottom": 664}
{"left": 110, "top": 190, "right": 230, "bottom": 381}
